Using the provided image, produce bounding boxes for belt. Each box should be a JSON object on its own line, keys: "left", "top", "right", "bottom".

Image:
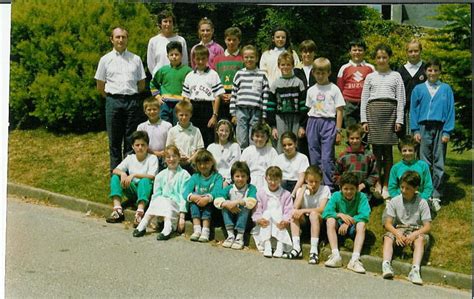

{"left": 106, "top": 93, "right": 137, "bottom": 99}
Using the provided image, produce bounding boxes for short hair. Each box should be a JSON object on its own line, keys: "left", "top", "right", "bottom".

{"left": 280, "top": 131, "right": 297, "bottom": 145}
{"left": 193, "top": 149, "right": 217, "bottom": 173}
{"left": 305, "top": 165, "right": 323, "bottom": 180}
{"left": 197, "top": 17, "right": 214, "bottom": 38}
{"left": 349, "top": 39, "right": 366, "bottom": 50}
{"left": 277, "top": 51, "right": 294, "bottom": 66}
{"left": 175, "top": 100, "right": 193, "bottom": 114}
{"left": 166, "top": 41, "right": 183, "bottom": 54}
{"left": 251, "top": 121, "right": 271, "bottom": 145}
{"left": 346, "top": 124, "right": 364, "bottom": 138}
{"left": 400, "top": 170, "right": 421, "bottom": 188}
{"left": 164, "top": 144, "right": 180, "bottom": 158}
{"left": 214, "top": 119, "right": 236, "bottom": 143}
{"left": 230, "top": 161, "right": 251, "bottom": 183}
{"left": 224, "top": 27, "right": 242, "bottom": 40}
{"left": 193, "top": 44, "right": 209, "bottom": 58}
{"left": 131, "top": 130, "right": 149, "bottom": 145}
{"left": 374, "top": 43, "right": 393, "bottom": 57}
{"left": 157, "top": 10, "right": 176, "bottom": 27}
{"left": 241, "top": 44, "right": 259, "bottom": 59}
{"left": 425, "top": 58, "right": 442, "bottom": 71}
{"left": 269, "top": 27, "right": 292, "bottom": 50}
{"left": 266, "top": 166, "right": 283, "bottom": 179}
{"left": 299, "top": 39, "right": 317, "bottom": 53}
{"left": 312, "top": 57, "right": 331, "bottom": 73}
{"left": 110, "top": 27, "right": 128, "bottom": 38}
{"left": 339, "top": 172, "right": 359, "bottom": 188}
{"left": 406, "top": 38, "right": 422, "bottom": 51}
{"left": 398, "top": 135, "right": 418, "bottom": 151}
{"left": 143, "top": 96, "right": 160, "bottom": 110}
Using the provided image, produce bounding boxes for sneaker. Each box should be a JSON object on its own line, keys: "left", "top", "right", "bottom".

{"left": 347, "top": 259, "right": 366, "bottom": 274}
{"left": 132, "top": 229, "right": 146, "bottom": 238}
{"left": 308, "top": 253, "right": 319, "bottom": 264}
{"left": 263, "top": 245, "right": 273, "bottom": 258}
{"left": 382, "top": 261, "right": 394, "bottom": 279}
{"left": 106, "top": 210, "right": 124, "bottom": 223}
{"left": 222, "top": 236, "right": 235, "bottom": 248}
{"left": 198, "top": 234, "right": 209, "bottom": 243}
{"left": 190, "top": 231, "right": 201, "bottom": 242}
{"left": 429, "top": 197, "right": 441, "bottom": 212}
{"left": 324, "top": 254, "right": 342, "bottom": 268}
{"left": 231, "top": 237, "right": 244, "bottom": 250}
{"left": 273, "top": 248, "right": 283, "bottom": 258}
{"left": 408, "top": 267, "right": 423, "bottom": 285}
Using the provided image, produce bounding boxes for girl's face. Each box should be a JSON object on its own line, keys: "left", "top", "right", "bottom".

{"left": 301, "top": 50, "right": 315, "bottom": 66}
{"left": 273, "top": 30, "right": 287, "bottom": 48}
{"left": 281, "top": 137, "right": 296, "bottom": 158}
{"left": 426, "top": 65, "right": 441, "bottom": 84}
{"left": 252, "top": 131, "right": 268, "bottom": 148}
{"left": 160, "top": 17, "right": 174, "bottom": 36}
{"left": 375, "top": 50, "right": 390, "bottom": 72}
{"left": 217, "top": 123, "right": 231, "bottom": 144}
{"left": 199, "top": 23, "right": 213, "bottom": 44}
{"left": 233, "top": 170, "right": 249, "bottom": 189}
{"left": 165, "top": 150, "right": 180, "bottom": 170}
{"left": 407, "top": 43, "right": 421, "bottom": 65}
{"left": 266, "top": 175, "right": 281, "bottom": 192}
{"left": 197, "top": 160, "right": 213, "bottom": 176}
{"left": 243, "top": 49, "right": 257, "bottom": 70}
{"left": 305, "top": 174, "right": 321, "bottom": 194}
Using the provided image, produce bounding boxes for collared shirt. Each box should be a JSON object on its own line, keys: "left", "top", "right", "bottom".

{"left": 224, "top": 49, "right": 240, "bottom": 56}
{"left": 137, "top": 119, "right": 172, "bottom": 152}
{"left": 425, "top": 80, "right": 441, "bottom": 98}
{"left": 182, "top": 67, "right": 224, "bottom": 101}
{"left": 165, "top": 122, "right": 204, "bottom": 157}
{"left": 94, "top": 49, "right": 146, "bottom": 95}
{"left": 404, "top": 61, "right": 423, "bottom": 77}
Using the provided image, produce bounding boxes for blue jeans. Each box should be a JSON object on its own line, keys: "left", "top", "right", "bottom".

{"left": 337, "top": 219, "right": 356, "bottom": 239}
{"left": 222, "top": 207, "right": 250, "bottom": 234}
{"left": 419, "top": 122, "right": 446, "bottom": 198}
{"left": 160, "top": 100, "right": 178, "bottom": 126}
{"left": 236, "top": 106, "right": 262, "bottom": 148}
{"left": 190, "top": 202, "right": 213, "bottom": 220}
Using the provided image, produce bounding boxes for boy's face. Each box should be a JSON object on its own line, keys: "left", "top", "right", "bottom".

{"left": 233, "top": 170, "right": 249, "bottom": 190}
{"left": 301, "top": 50, "right": 315, "bottom": 66}
{"left": 281, "top": 137, "right": 296, "bottom": 157}
{"left": 400, "top": 181, "right": 417, "bottom": 201}
{"left": 313, "top": 69, "right": 330, "bottom": 85}
{"left": 375, "top": 50, "right": 390, "bottom": 71}
{"left": 348, "top": 132, "right": 362, "bottom": 150}
{"left": 165, "top": 150, "right": 180, "bottom": 169}
{"left": 177, "top": 110, "right": 191, "bottom": 127}
{"left": 199, "top": 24, "right": 213, "bottom": 44}
{"left": 350, "top": 46, "right": 365, "bottom": 63}
{"left": 168, "top": 49, "right": 182, "bottom": 67}
{"left": 305, "top": 174, "right": 321, "bottom": 194}
{"left": 145, "top": 104, "right": 160, "bottom": 123}
{"left": 426, "top": 65, "right": 441, "bottom": 83}
{"left": 266, "top": 175, "right": 281, "bottom": 192}
{"left": 132, "top": 138, "right": 148, "bottom": 157}
{"left": 225, "top": 35, "right": 240, "bottom": 53}
{"left": 273, "top": 30, "right": 287, "bottom": 48}
{"left": 278, "top": 60, "right": 293, "bottom": 77}
{"left": 160, "top": 17, "right": 174, "bottom": 36}
{"left": 401, "top": 145, "right": 416, "bottom": 162}
{"left": 252, "top": 131, "right": 268, "bottom": 148}
{"left": 194, "top": 54, "right": 209, "bottom": 71}
{"left": 243, "top": 49, "right": 257, "bottom": 70}
{"left": 407, "top": 43, "right": 421, "bottom": 65}
{"left": 341, "top": 183, "right": 357, "bottom": 201}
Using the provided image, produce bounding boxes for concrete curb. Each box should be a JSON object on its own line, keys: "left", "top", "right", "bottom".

{"left": 7, "top": 182, "right": 472, "bottom": 290}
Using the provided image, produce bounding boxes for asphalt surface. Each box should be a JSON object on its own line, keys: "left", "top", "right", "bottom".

{"left": 5, "top": 196, "right": 471, "bottom": 298}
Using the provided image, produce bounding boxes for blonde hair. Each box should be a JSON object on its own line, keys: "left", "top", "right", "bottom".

{"left": 312, "top": 57, "right": 331, "bottom": 73}
{"left": 277, "top": 51, "right": 294, "bottom": 66}
{"left": 175, "top": 100, "right": 193, "bottom": 114}
{"left": 197, "top": 17, "right": 214, "bottom": 39}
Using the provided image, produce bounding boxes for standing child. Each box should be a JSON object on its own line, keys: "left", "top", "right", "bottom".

{"left": 305, "top": 57, "right": 345, "bottom": 191}
{"left": 230, "top": 45, "right": 270, "bottom": 148}
{"left": 133, "top": 145, "right": 191, "bottom": 240}
{"left": 183, "top": 45, "right": 225, "bottom": 147}
{"left": 266, "top": 52, "right": 306, "bottom": 151}
{"left": 214, "top": 161, "right": 257, "bottom": 250}
{"left": 150, "top": 41, "right": 192, "bottom": 125}
{"left": 214, "top": 27, "right": 244, "bottom": 121}
{"left": 286, "top": 166, "right": 330, "bottom": 264}
{"left": 382, "top": 171, "right": 431, "bottom": 285}
{"left": 360, "top": 44, "right": 406, "bottom": 200}
{"left": 252, "top": 166, "right": 293, "bottom": 258}
{"left": 207, "top": 119, "right": 241, "bottom": 186}
{"left": 410, "top": 58, "right": 454, "bottom": 211}
{"left": 275, "top": 131, "right": 309, "bottom": 198}
{"left": 184, "top": 149, "right": 224, "bottom": 242}
{"left": 259, "top": 27, "right": 301, "bottom": 87}
{"left": 240, "top": 122, "right": 278, "bottom": 190}
{"left": 190, "top": 17, "right": 224, "bottom": 70}
{"left": 106, "top": 131, "right": 158, "bottom": 226}
{"left": 322, "top": 172, "right": 371, "bottom": 274}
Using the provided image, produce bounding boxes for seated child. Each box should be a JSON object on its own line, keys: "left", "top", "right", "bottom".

{"left": 334, "top": 124, "right": 379, "bottom": 200}
{"left": 183, "top": 149, "right": 224, "bottom": 242}
{"left": 106, "top": 131, "right": 158, "bottom": 226}
{"left": 388, "top": 135, "right": 433, "bottom": 201}
{"left": 251, "top": 166, "right": 293, "bottom": 258}
{"left": 382, "top": 171, "right": 431, "bottom": 285}
{"left": 286, "top": 166, "right": 330, "bottom": 264}
{"left": 322, "top": 172, "right": 371, "bottom": 274}
{"left": 214, "top": 161, "right": 257, "bottom": 250}
{"left": 133, "top": 145, "right": 191, "bottom": 240}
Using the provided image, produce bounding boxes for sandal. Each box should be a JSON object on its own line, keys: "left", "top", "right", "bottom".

{"left": 106, "top": 208, "right": 124, "bottom": 223}
{"left": 133, "top": 210, "right": 144, "bottom": 228}
{"left": 282, "top": 248, "right": 303, "bottom": 259}
{"left": 309, "top": 253, "right": 319, "bottom": 264}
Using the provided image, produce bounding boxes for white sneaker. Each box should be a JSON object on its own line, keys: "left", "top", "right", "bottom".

{"left": 263, "top": 245, "right": 272, "bottom": 258}
{"left": 382, "top": 261, "right": 394, "bottom": 279}
{"left": 324, "top": 254, "right": 342, "bottom": 268}
{"left": 273, "top": 248, "right": 283, "bottom": 258}
{"left": 429, "top": 197, "right": 441, "bottom": 212}
{"left": 347, "top": 259, "right": 366, "bottom": 274}
{"left": 222, "top": 236, "right": 234, "bottom": 248}
{"left": 190, "top": 231, "right": 201, "bottom": 242}
{"left": 408, "top": 267, "right": 423, "bottom": 285}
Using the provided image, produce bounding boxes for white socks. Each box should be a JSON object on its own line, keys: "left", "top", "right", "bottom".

{"left": 136, "top": 215, "right": 151, "bottom": 232}
{"left": 310, "top": 237, "right": 319, "bottom": 254}
{"left": 227, "top": 229, "right": 235, "bottom": 239}
{"left": 236, "top": 233, "right": 243, "bottom": 241}
{"left": 193, "top": 225, "right": 202, "bottom": 234}
{"left": 161, "top": 219, "right": 172, "bottom": 236}
{"left": 351, "top": 252, "right": 361, "bottom": 261}
{"left": 201, "top": 227, "right": 210, "bottom": 239}
{"left": 292, "top": 236, "right": 301, "bottom": 252}
{"left": 332, "top": 248, "right": 340, "bottom": 257}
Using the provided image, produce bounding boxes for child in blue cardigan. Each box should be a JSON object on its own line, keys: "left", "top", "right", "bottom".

{"left": 410, "top": 58, "right": 454, "bottom": 212}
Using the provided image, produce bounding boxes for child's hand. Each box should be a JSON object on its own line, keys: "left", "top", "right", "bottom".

{"left": 441, "top": 136, "right": 450, "bottom": 143}
{"left": 196, "top": 196, "right": 210, "bottom": 207}
{"left": 358, "top": 183, "right": 366, "bottom": 192}
{"left": 292, "top": 209, "right": 304, "bottom": 220}
{"left": 222, "top": 93, "right": 231, "bottom": 103}
{"left": 414, "top": 133, "right": 421, "bottom": 143}
{"left": 231, "top": 116, "right": 237, "bottom": 125}
{"left": 177, "top": 217, "right": 186, "bottom": 234}
{"left": 298, "top": 127, "right": 305, "bottom": 138}
{"left": 276, "top": 220, "right": 289, "bottom": 230}
{"left": 257, "top": 218, "right": 270, "bottom": 228}
{"left": 395, "top": 231, "right": 407, "bottom": 247}
{"left": 180, "top": 154, "right": 189, "bottom": 163}
{"left": 337, "top": 213, "right": 354, "bottom": 225}
{"left": 362, "top": 123, "right": 369, "bottom": 133}
{"left": 405, "top": 232, "right": 419, "bottom": 245}
{"left": 224, "top": 201, "right": 241, "bottom": 214}
{"left": 120, "top": 173, "right": 133, "bottom": 188}
{"left": 395, "top": 123, "right": 402, "bottom": 132}
{"left": 208, "top": 115, "right": 217, "bottom": 128}
{"left": 155, "top": 95, "right": 164, "bottom": 106}
{"left": 338, "top": 223, "right": 349, "bottom": 236}
{"left": 271, "top": 128, "right": 279, "bottom": 140}
{"left": 335, "top": 132, "right": 342, "bottom": 145}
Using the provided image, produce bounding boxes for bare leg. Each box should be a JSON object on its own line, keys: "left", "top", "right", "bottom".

{"left": 326, "top": 218, "right": 338, "bottom": 250}
{"left": 382, "top": 235, "right": 394, "bottom": 261}
{"left": 353, "top": 222, "right": 366, "bottom": 254}
{"left": 412, "top": 236, "right": 425, "bottom": 266}
{"left": 309, "top": 211, "right": 321, "bottom": 238}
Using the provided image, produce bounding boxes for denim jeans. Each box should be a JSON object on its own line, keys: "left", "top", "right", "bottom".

{"left": 236, "top": 106, "right": 262, "bottom": 148}
{"left": 337, "top": 219, "right": 356, "bottom": 239}
{"left": 160, "top": 100, "right": 178, "bottom": 126}
{"left": 109, "top": 175, "right": 152, "bottom": 205}
{"left": 190, "top": 202, "right": 213, "bottom": 220}
{"left": 419, "top": 122, "right": 446, "bottom": 198}
{"left": 222, "top": 207, "right": 250, "bottom": 234}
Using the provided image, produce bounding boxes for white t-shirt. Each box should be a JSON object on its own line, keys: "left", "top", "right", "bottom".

{"left": 137, "top": 119, "right": 172, "bottom": 152}
{"left": 147, "top": 34, "right": 188, "bottom": 75}
{"left": 386, "top": 194, "right": 431, "bottom": 226}
{"left": 116, "top": 153, "right": 159, "bottom": 183}
{"left": 240, "top": 145, "right": 278, "bottom": 190}
{"left": 306, "top": 82, "right": 345, "bottom": 118}
{"left": 297, "top": 184, "right": 331, "bottom": 209}
{"left": 182, "top": 68, "right": 225, "bottom": 101}
{"left": 275, "top": 152, "right": 309, "bottom": 181}
{"left": 207, "top": 142, "right": 241, "bottom": 182}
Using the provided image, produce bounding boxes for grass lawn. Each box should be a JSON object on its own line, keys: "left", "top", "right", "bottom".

{"left": 7, "top": 129, "right": 473, "bottom": 274}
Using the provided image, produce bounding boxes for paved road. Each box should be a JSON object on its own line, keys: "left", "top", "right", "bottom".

{"left": 5, "top": 196, "right": 471, "bottom": 298}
